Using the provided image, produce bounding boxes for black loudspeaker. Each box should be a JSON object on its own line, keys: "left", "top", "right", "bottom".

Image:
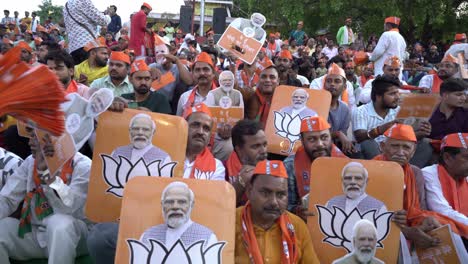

{"left": 179, "top": 6, "right": 193, "bottom": 34}
{"left": 212, "top": 8, "right": 227, "bottom": 34}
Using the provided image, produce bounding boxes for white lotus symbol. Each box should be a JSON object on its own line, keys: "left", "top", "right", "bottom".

{"left": 193, "top": 169, "right": 215, "bottom": 180}
{"left": 274, "top": 111, "right": 302, "bottom": 153}
{"left": 127, "top": 239, "right": 226, "bottom": 264}
{"left": 316, "top": 205, "right": 393, "bottom": 252}
{"left": 101, "top": 155, "right": 177, "bottom": 197}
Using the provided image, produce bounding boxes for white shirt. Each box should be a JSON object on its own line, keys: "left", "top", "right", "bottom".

{"left": 343, "top": 193, "right": 387, "bottom": 215}
{"left": 176, "top": 88, "right": 208, "bottom": 116}
{"left": 418, "top": 74, "right": 435, "bottom": 90}
{"left": 352, "top": 102, "right": 400, "bottom": 143}
{"left": 369, "top": 30, "right": 407, "bottom": 79}
{"left": 421, "top": 164, "right": 468, "bottom": 225}
{"left": 310, "top": 75, "right": 356, "bottom": 112}
{"left": 358, "top": 78, "right": 409, "bottom": 104}
{"left": 0, "top": 148, "right": 22, "bottom": 190}
{"left": 321, "top": 46, "right": 338, "bottom": 60}
{"left": 183, "top": 158, "right": 225, "bottom": 180}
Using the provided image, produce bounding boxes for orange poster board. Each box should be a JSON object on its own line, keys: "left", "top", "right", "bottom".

{"left": 35, "top": 129, "right": 76, "bottom": 176}
{"left": 151, "top": 71, "right": 176, "bottom": 91}
{"left": 217, "top": 26, "right": 263, "bottom": 65}
{"left": 17, "top": 120, "right": 31, "bottom": 138}
{"left": 307, "top": 158, "right": 404, "bottom": 264}
{"left": 85, "top": 109, "right": 188, "bottom": 222}
{"left": 416, "top": 225, "right": 462, "bottom": 264}
{"left": 396, "top": 94, "right": 439, "bottom": 119}
{"left": 264, "top": 85, "right": 331, "bottom": 156}
{"left": 115, "top": 177, "right": 235, "bottom": 264}
{"left": 208, "top": 107, "right": 244, "bottom": 132}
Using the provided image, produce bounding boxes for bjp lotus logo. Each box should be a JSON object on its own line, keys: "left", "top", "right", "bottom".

{"left": 127, "top": 239, "right": 226, "bottom": 264}
{"left": 274, "top": 111, "right": 301, "bottom": 153}
{"left": 101, "top": 155, "right": 177, "bottom": 197}
{"left": 316, "top": 205, "right": 393, "bottom": 252}
{"left": 193, "top": 169, "right": 215, "bottom": 180}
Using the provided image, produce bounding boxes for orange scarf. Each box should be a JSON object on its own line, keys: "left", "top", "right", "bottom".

{"left": 241, "top": 70, "right": 259, "bottom": 88}
{"left": 431, "top": 74, "right": 443, "bottom": 93}
{"left": 267, "top": 42, "right": 277, "bottom": 55}
{"left": 321, "top": 76, "right": 349, "bottom": 105}
{"left": 359, "top": 75, "right": 373, "bottom": 88}
{"left": 189, "top": 147, "right": 216, "bottom": 179}
{"left": 241, "top": 202, "right": 297, "bottom": 264}
{"left": 437, "top": 165, "right": 468, "bottom": 216}
{"left": 226, "top": 151, "right": 242, "bottom": 183}
{"left": 294, "top": 145, "right": 346, "bottom": 198}
{"left": 65, "top": 80, "right": 79, "bottom": 95}
{"left": 255, "top": 89, "right": 270, "bottom": 128}
{"left": 374, "top": 155, "right": 468, "bottom": 237}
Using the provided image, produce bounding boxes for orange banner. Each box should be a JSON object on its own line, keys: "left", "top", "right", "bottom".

{"left": 35, "top": 129, "right": 76, "bottom": 176}
{"left": 85, "top": 109, "right": 188, "bottom": 222}
{"left": 416, "top": 225, "right": 462, "bottom": 263}
{"left": 396, "top": 94, "right": 439, "bottom": 119}
{"left": 208, "top": 107, "right": 244, "bottom": 133}
{"left": 264, "top": 85, "right": 331, "bottom": 156}
{"left": 151, "top": 71, "right": 176, "bottom": 91}
{"left": 115, "top": 177, "right": 235, "bottom": 264}
{"left": 307, "top": 158, "right": 404, "bottom": 264}
{"left": 217, "top": 26, "right": 263, "bottom": 65}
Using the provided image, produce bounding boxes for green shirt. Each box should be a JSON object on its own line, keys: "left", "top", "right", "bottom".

{"left": 122, "top": 91, "right": 172, "bottom": 114}
{"left": 90, "top": 75, "right": 134, "bottom": 97}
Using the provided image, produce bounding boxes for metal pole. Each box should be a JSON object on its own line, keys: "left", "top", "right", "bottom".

{"left": 199, "top": 0, "right": 205, "bottom": 36}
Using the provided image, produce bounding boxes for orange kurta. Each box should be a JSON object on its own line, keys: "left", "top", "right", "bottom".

{"left": 235, "top": 207, "right": 320, "bottom": 264}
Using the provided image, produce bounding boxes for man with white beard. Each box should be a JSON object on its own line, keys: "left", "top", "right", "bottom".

{"left": 205, "top": 71, "right": 244, "bottom": 108}
{"left": 111, "top": 113, "right": 172, "bottom": 164}
{"left": 333, "top": 219, "right": 384, "bottom": 264}
{"left": 140, "top": 181, "right": 218, "bottom": 248}
{"left": 326, "top": 162, "right": 387, "bottom": 215}
{"left": 279, "top": 88, "right": 318, "bottom": 118}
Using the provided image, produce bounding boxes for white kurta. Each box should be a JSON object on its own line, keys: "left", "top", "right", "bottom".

{"left": 369, "top": 30, "right": 407, "bottom": 79}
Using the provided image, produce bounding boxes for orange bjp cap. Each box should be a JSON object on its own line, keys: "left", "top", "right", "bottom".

{"left": 253, "top": 160, "right": 288, "bottom": 179}
{"left": 300, "top": 116, "right": 331, "bottom": 133}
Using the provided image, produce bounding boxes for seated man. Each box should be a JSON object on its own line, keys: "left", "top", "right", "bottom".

{"left": 235, "top": 160, "right": 320, "bottom": 263}
{"left": 74, "top": 38, "right": 109, "bottom": 86}
{"left": 141, "top": 181, "right": 217, "bottom": 249}
{"left": 284, "top": 116, "right": 346, "bottom": 214}
{"left": 429, "top": 79, "right": 468, "bottom": 140}
{"left": 0, "top": 127, "right": 92, "bottom": 263}
{"left": 419, "top": 54, "right": 459, "bottom": 93}
{"left": 227, "top": 119, "right": 268, "bottom": 206}
{"left": 422, "top": 133, "right": 468, "bottom": 226}
{"left": 376, "top": 125, "right": 468, "bottom": 261}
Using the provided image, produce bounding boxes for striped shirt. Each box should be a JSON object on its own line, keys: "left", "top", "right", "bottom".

{"left": 352, "top": 102, "right": 400, "bottom": 143}
{"left": 0, "top": 148, "right": 22, "bottom": 190}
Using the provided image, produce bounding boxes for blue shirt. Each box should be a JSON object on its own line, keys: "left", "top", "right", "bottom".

{"left": 107, "top": 14, "right": 121, "bottom": 34}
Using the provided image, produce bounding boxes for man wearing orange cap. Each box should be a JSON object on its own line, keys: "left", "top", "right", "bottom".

{"left": 375, "top": 125, "right": 468, "bottom": 259}
{"left": 63, "top": 0, "right": 111, "bottom": 64}
{"left": 419, "top": 54, "right": 459, "bottom": 93}
{"left": 74, "top": 38, "right": 109, "bottom": 86}
{"left": 235, "top": 159, "right": 319, "bottom": 263}
{"left": 276, "top": 50, "right": 303, "bottom": 87}
{"left": 429, "top": 79, "right": 468, "bottom": 140}
{"left": 284, "top": 116, "right": 346, "bottom": 214}
{"left": 130, "top": 3, "right": 153, "bottom": 58}
{"left": 46, "top": 50, "right": 91, "bottom": 98}
{"left": 90, "top": 51, "right": 133, "bottom": 97}
{"left": 369, "top": 16, "right": 406, "bottom": 78}
{"left": 245, "top": 66, "right": 279, "bottom": 128}
{"left": 176, "top": 52, "right": 215, "bottom": 116}
{"left": 267, "top": 33, "right": 280, "bottom": 58}
{"left": 16, "top": 41, "right": 33, "bottom": 63}
{"left": 336, "top": 17, "right": 354, "bottom": 47}
{"left": 454, "top": 33, "right": 467, "bottom": 44}
{"left": 109, "top": 59, "right": 171, "bottom": 113}
{"left": 183, "top": 103, "right": 225, "bottom": 180}
{"left": 359, "top": 62, "right": 374, "bottom": 89}
{"left": 423, "top": 133, "right": 468, "bottom": 227}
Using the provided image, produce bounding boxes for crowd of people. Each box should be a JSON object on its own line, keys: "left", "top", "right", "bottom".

{"left": 0, "top": 0, "right": 467, "bottom": 263}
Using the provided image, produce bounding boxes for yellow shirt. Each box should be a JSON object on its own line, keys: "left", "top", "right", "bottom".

{"left": 235, "top": 207, "right": 320, "bottom": 264}
{"left": 74, "top": 59, "right": 108, "bottom": 85}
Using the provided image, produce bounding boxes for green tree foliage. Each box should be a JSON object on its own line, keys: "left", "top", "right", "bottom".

{"left": 232, "top": 0, "right": 467, "bottom": 43}
{"left": 35, "top": 0, "right": 63, "bottom": 24}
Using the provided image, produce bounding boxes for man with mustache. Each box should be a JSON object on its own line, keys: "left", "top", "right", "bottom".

{"left": 184, "top": 103, "right": 225, "bottom": 180}
{"left": 419, "top": 54, "right": 460, "bottom": 93}
{"left": 74, "top": 38, "right": 109, "bottom": 86}
{"left": 235, "top": 159, "right": 320, "bottom": 263}
{"left": 333, "top": 219, "right": 384, "bottom": 264}
{"left": 110, "top": 59, "right": 171, "bottom": 114}
{"left": 374, "top": 125, "right": 468, "bottom": 260}
{"left": 205, "top": 71, "right": 244, "bottom": 108}
{"left": 90, "top": 51, "right": 133, "bottom": 97}
{"left": 428, "top": 79, "right": 468, "bottom": 140}
{"left": 284, "top": 116, "right": 347, "bottom": 216}
{"left": 112, "top": 113, "right": 172, "bottom": 164}
{"left": 227, "top": 120, "right": 268, "bottom": 206}
{"left": 141, "top": 181, "right": 217, "bottom": 249}
{"left": 275, "top": 50, "right": 303, "bottom": 87}
{"left": 326, "top": 161, "right": 387, "bottom": 215}
{"left": 279, "top": 88, "right": 317, "bottom": 119}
